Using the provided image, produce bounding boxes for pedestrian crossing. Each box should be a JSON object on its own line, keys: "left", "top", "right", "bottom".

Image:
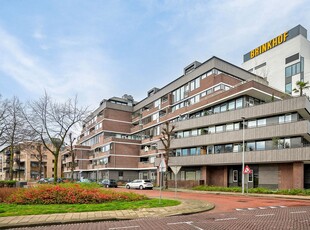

{"left": 236, "top": 206, "right": 287, "bottom": 211}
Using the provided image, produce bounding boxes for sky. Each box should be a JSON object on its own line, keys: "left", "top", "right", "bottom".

{"left": 0, "top": 0, "right": 309, "bottom": 110}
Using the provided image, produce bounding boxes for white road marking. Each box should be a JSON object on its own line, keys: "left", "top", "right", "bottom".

{"left": 215, "top": 217, "right": 238, "bottom": 221}
{"left": 167, "top": 221, "right": 204, "bottom": 230}
{"left": 167, "top": 221, "right": 193, "bottom": 225}
{"left": 109, "top": 226, "right": 140, "bottom": 230}
{"left": 269, "top": 206, "right": 278, "bottom": 209}
{"left": 290, "top": 211, "right": 307, "bottom": 214}
{"left": 258, "top": 207, "right": 267, "bottom": 209}
{"left": 248, "top": 208, "right": 257, "bottom": 210}
{"left": 280, "top": 206, "right": 287, "bottom": 208}
{"left": 236, "top": 208, "right": 245, "bottom": 211}
{"left": 255, "top": 214, "right": 275, "bottom": 217}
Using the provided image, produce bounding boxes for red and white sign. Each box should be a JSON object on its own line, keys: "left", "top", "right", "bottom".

{"left": 243, "top": 165, "right": 252, "bottom": 174}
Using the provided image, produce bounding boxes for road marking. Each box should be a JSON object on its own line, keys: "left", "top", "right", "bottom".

{"left": 248, "top": 208, "right": 256, "bottom": 210}
{"left": 167, "top": 221, "right": 204, "bottom": 230}
{"left": 269, "top": 206, "right": 278, "bottom": 209}
{"left": 258, "top": 207, "right": 267, "bottom": 209}
{"left": 109, "top": 226, "right": 140, "bottom": 230}
{"left": 236, "top": 208, "right": 245, "bottom": 211}
{"left": 215, "top": 217, "right": 238, "bottom": 221}
{"left": 167, "top": 221, "right": 193, "bottom": 225}
{"left": 290, "top": 211, "right": 307, "bottom": 214}
{"left": 255, "top": 214, "right": 275, "bottom": 217}
{"left": 280, "top": 206, "right": 287, "bottom": 208}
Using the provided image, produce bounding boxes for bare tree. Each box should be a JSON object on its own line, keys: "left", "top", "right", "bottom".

{"left": 67, "top": 132, "right": 77, "bottom": 182}
{"left": 22, "top": 141, "right": 46, "bottom": 179}
{"left": 159, "top": 121, "right": 175, "bottom": 189}
{"left": 0, "top": 95, "right": 9, "bottom": 146}
{"left": 1, "top": 96, "right": 32, "bottom": 180}
{"left": 25, "top": 92, "right": 88, "bottom": 183}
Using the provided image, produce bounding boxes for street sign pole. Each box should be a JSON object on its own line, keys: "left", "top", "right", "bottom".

{"left": 159, "top": 157, "right": 167, "bottom": 204}
{"left": 170, "top": 166, "right": 182, "bottom": 199}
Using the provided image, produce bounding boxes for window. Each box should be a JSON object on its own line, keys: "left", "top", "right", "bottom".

{"left": 228, "top": 101, "right": 235, "bottom": 110}
{"left": 256, "top": 141, "right": 265, "bottom": 150}
{"left": 214, "top": 145, "right": 223, "bottom": 153}
{"left": 182, "top": 149, "right": 188, "bottom": 156}
{"left": 190, "top": 148, "right": 197, "bottom": 155}
{"left": 213, "top": 106, "right": 220, "bottom": 114}
{"left": 216, "top": 125, "right": 224, "bottom": 133}
{"left": 233, "top": 170, "right": 238, "bottom": 182}
{"left": 233, "top": 144, "right": 241, "bottom": 152}
{"left": 214, "top": 85, "right": 221, "bottom": 91}
{"left": 176, "top": 149, "right": 181, "bottom": 156}
{"left": 257, "top": 119, "right": 266, "bottom": 127}
{"left": 246, "top": 142, "right": 255, "bottom": 151}
{"left": 234, "top": 123, "right": 240, "bottom": 130}
{"left": 248, "top": 120, "right": 256, "bottom": 128}
{"left": 208, "top": 126, "right": 215, "bottom": 133}
{"left": 183, "top": 131, "right": 190, "bottom": 138}
{"left": 191, "top": 129, "right": 198, "bottom": 136}
{"left": 225, "top": 144, "right": 233, "bottom": 152}
{"left": 207, "top": 146, "right": 214, "bottom": 154}
{"left": 236, "top": 98, "right": 243, "bottom": 109}
{"left": 201, "top": 91, "right": 206, "bottom": 97}
{"left": 226, "top": 123, "right": 234, "bottom": 131}
{"left": 285, "top": 83, "right": 292, "bottom": 94}
{"left": 220, "top": 103, "right": 227, "bottom": 112}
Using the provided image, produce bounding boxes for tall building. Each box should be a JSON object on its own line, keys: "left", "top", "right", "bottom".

{"left": 242, "top": 25, "right": 310, "bottom": 96}
{"left": 1, "top": 142, "right": 59, "bottom": 181}
{"left": 62, "top": 56, "right": 310, "bottom": 189}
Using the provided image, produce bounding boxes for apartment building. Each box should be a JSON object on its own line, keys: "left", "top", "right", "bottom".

{"left": 62, "top": 56, "right": 310, "bottom": 189}
{"left": 1, "top": 142, "right": 59, "bottom": 181}
{"left": 242, "top": 25, "right": 310, "bottom": 96}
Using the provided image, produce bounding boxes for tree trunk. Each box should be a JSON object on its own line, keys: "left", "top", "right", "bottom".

{"left": 53, "top": 152, "right": 59, "bottom": 184}
{"left": 9, "top": 145, "right": 14, "bottom": 180}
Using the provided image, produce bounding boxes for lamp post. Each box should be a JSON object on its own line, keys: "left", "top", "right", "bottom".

{"left": 241, "top": 117, "right": 245, "bottom": 195}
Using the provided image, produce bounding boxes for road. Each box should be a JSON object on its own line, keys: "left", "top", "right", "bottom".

{"left": 8, "top": 189, "right": 310, "bottom": 230}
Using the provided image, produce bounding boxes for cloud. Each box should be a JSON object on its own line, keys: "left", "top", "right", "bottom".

{"left": 0, "top": 25, "right": 114, "bottom": 109}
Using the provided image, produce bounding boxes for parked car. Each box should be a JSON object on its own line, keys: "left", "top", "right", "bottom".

{"left": 79, "top": 178, "right": 92, "bottom": 183}
{"left": 125, "top": 179, "right": 153, "bottom": 190}
{"left": 37, "top": 178, "right": 48, "bottom": 184}
{"left": 100, "top": 179, "right": 118, "bottom": 188}
{"left": 47, "top": 178, "right": 64, "bottom": 183}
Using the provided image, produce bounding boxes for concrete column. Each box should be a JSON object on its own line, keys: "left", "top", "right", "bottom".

{"left": 223, "top": 166, "right": 228, "bottom": 187}
{"left": 201, "top": 166, "right": 207, "bottom": 185}
{"left": 293, "top": 162, "right": 304, "bottom": 189}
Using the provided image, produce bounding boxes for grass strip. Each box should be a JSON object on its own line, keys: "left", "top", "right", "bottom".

{"left": 0, "top": 199, "right": 180, "bottom": 217}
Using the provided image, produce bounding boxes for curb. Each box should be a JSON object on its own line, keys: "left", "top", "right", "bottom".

{"left": 0, "top": 199, "right": 214, "bottom": 229}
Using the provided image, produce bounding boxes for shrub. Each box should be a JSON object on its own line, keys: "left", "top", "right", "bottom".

{"left": 5, "top": 184, "right": 147, "bottom": 205}
{"left": 0, "top": 181, "right": 17, "bottom": 188}
{"left": 0, "top": 188, "right": 18, "bottom": 202}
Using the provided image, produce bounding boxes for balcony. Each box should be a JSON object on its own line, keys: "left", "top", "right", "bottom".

{"left": 139, "top": 149, "right": 158, "bottom": 156}
{"left": 168, "top": 146, "right": 310, "bottom": 166}
{"left": 138, "top": 162, "right": 155, "bottom": 168}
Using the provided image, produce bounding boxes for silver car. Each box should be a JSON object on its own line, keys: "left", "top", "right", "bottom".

{"left": 125, "top": 179, "right": 153, "bottom": 190}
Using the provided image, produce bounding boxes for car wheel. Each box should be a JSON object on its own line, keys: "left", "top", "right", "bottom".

{"left": 126, "top": 185, "right": 130, "bottom": 189}
{"left": 139, "top": 185, "right": 143, "bottom": 190}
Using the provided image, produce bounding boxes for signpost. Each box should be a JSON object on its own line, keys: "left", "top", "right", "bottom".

{"left": 159, "top": 158, "right": 166, "bottom": 203}
{"left": 243, "top": 165, "right": 253, "bottom": 194}
{"left": 170, "top": 166, "right": 181, "bottom": 198}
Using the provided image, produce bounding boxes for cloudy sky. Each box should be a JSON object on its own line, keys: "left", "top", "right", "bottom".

{"left": 0, "top": 0, "right": 309, "bottom": 109}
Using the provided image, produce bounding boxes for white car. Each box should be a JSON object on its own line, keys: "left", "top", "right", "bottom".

{"left": 125, "top": 179, "right": 153, "bottom": 190}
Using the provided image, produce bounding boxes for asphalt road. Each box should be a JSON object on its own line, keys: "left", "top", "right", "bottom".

{"left": 7, "top": 189, "right": 310, "bottom": 230}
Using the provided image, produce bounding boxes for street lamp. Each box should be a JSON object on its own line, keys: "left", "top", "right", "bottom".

{"left": 241, "top": 117, "right": 245, "bottom": 195}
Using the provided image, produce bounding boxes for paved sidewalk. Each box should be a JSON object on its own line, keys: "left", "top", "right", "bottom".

{"left": 0, "top": 199, "right": 214, "bottom": 229}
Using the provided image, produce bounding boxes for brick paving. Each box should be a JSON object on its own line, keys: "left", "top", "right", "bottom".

{"left": 1, "top": 189, "right": 310, "bottom": 229}
{"left": 0, "top": 199, "right": 214, "bottom": 229}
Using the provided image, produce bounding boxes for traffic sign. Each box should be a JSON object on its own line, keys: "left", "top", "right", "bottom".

{"left": 170, "top": 166, "right": 181, "bottom": 175}
{"left": 243, "top": 165, "right": 252, "bottom": 174}
{"left": 159, "top": 159, "right": 166, "bottom": 172}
